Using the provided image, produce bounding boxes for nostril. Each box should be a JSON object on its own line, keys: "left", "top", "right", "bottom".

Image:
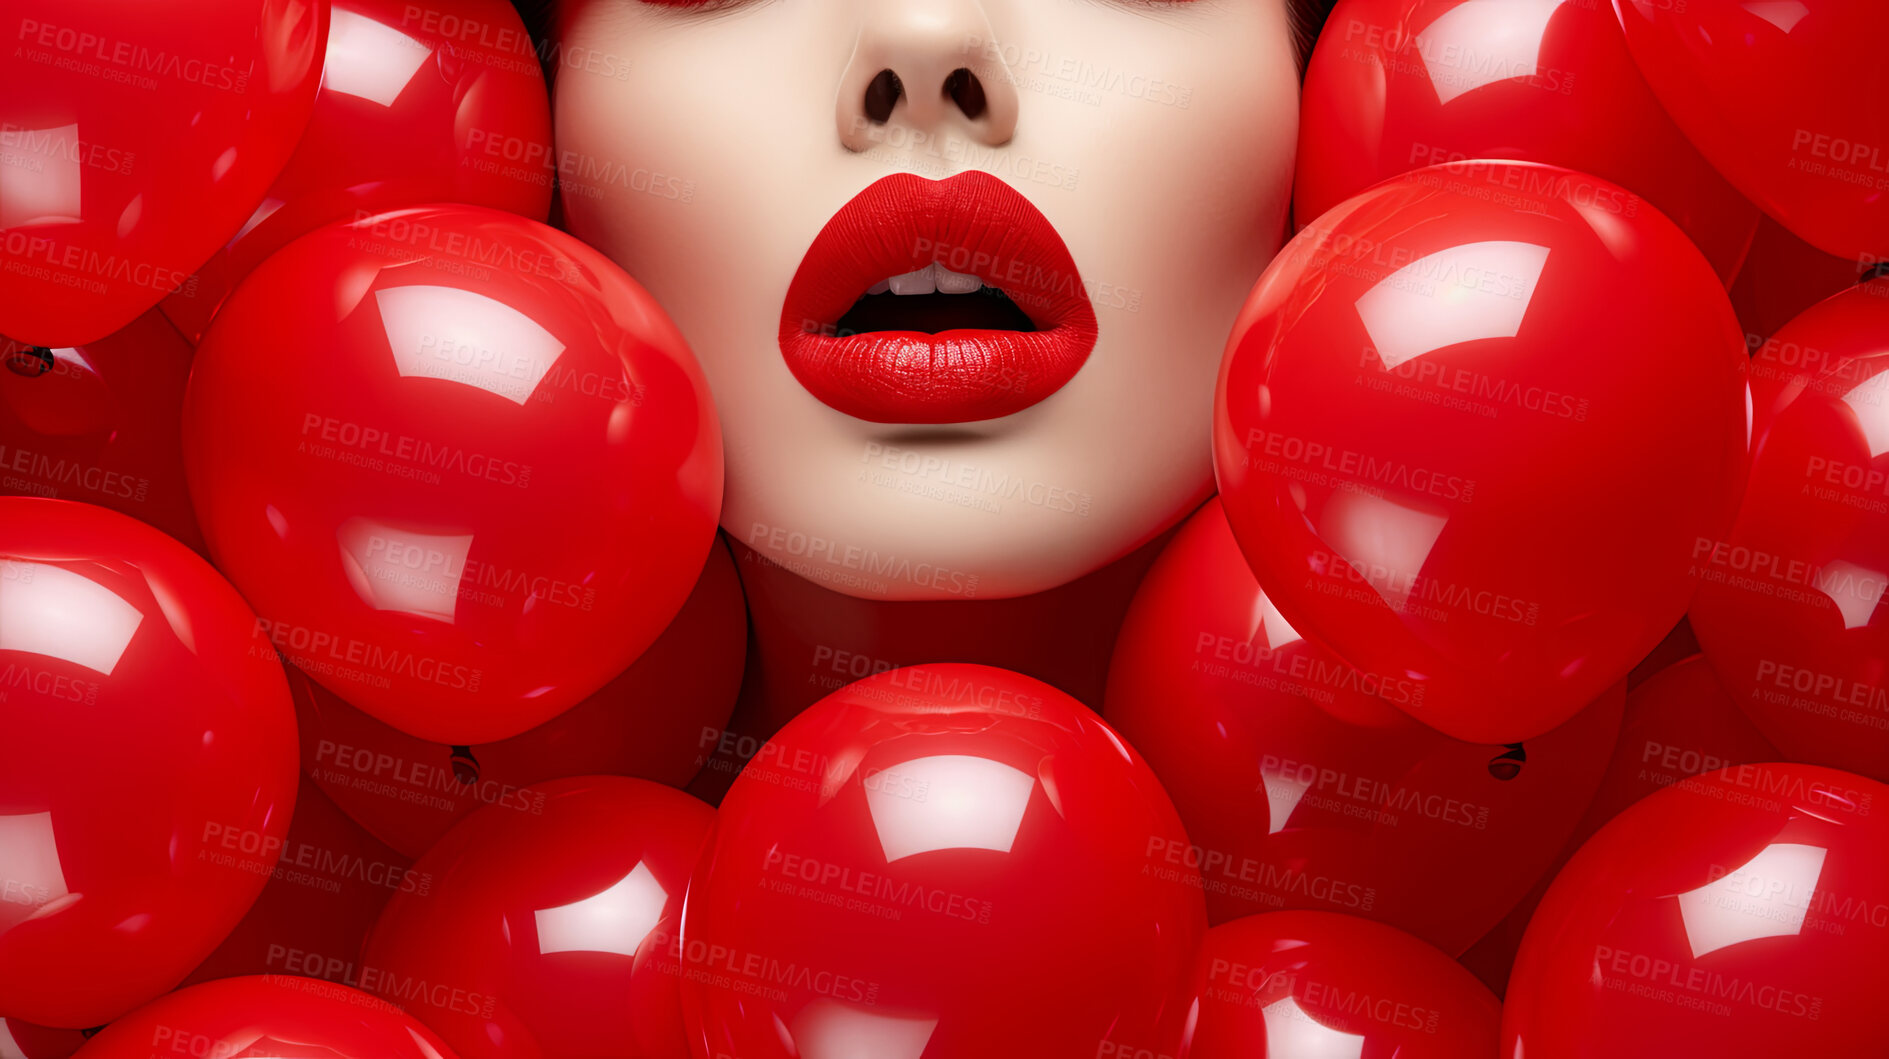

{"left": 864, "top": 69, "right": 903, "bottom": 124}
{"left": 944, "top": 67, "right": 987, "bottom": 120}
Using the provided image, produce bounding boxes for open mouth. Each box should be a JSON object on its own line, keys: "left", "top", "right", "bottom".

{"left": 778, "top": 172, "right": 1099, "bottom": 425}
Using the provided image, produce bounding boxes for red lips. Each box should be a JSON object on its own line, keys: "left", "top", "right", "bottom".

{"left": 777, "top": 172, "right": 1100, "bottom": 424}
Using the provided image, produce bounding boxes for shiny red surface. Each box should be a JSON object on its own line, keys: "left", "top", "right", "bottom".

{"left": 0, "top": 311, "right": 202, "bottom": 552}
{"left": 1184, "top": 911, "right": 1501, "bottom": 1058}
{"left": 776, "top": 172, "right": 1099, "bottom": 424}
{"left": 70, "top": 975, "right": 459, "bottom": 1059}
{"left": 1297, "top": 0, "right": 1756, "bottom": 283}
{"left": 298, "top": 536, "right": 746, "bottom": 856}
{"left": 1618, "top": 0, "right": 1889, "bottom": 261}
{"left": 361, "top": 776, "right": 714, "bottom": 1059}
{"left": 1691, "top": 278, "right": 1889, "bottom": 784}
{"left": 182, "top": 779, "right": 415, "bottom": 989}
{"left": 0, "top": 0, "right": 326, "bottom": 346}
{"left": 1503, "top": 763, "right": 1889, "bottom": 1057}
{"left": 0, "top": 498, "right": 297, "bottom": 1027}
{"left": 1213, "top": 160, "right": 1750, "bottom": 745}
{"left": 1106, "top": 498, "right": 1621, "bottom": 954}
{"left": 682, "top": 663, "right": 1205, "bottom": 1059}
{"left": 1460, "top": 654, "right": 1781, "bottom": 995}
{"left": 160, "top": 0, "right": 552, "bottom": 344}
{"left": 182, "top": 204, "right": 723, "bottom": 746}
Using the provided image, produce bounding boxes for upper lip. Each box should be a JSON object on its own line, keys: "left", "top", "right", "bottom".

{"left": 777, "top": 171, "right": 1099, "bottom": 424}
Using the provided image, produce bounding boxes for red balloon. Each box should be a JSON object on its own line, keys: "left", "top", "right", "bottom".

{"left": 160, "top": 0, "right": 553, "bottom": 344}
{"left": 70, "top": 975, "right": 459, "bottom": 1059}
{"left": 1185, "top": 911, "right": 1501, "bottom": 1057}
{"left": 0, "top": 498, "right": 298, "bottom": 1027}
{"left": 360, "top": 776, "right": 713, "bottom": 1059}
{"left": 1691, "top": 278, "right": 1889, "bottom": 783}
{"left": 182, "top": 779, "right": 417, "bottom": 989}
{"left": 0, "top": 311, "right": 202, "bottom": 552}
{"left": 182, "top": 204, "right": 723, "bottom": 746}
{"left": 1213, "top": 160, "right": 1749, "bottom": 745}
{"left": 1617, "top": 0, "right": 1889, "bottom": 261}
{"left": 0, "top": 0, "right": 326, "bottom": 346}
{"left": 1459, "top": 654, "right": 1780, "bottom": 995}
{"left": 297, "top": 535, "right": 746, "bottom": 857}
{"left": 682, "top": 663, "right": 1205, "bottom": 1059}
{"left": 1503, "top": 763, "right": 1889, "bottom": 1056}
{"left": 1296, "top": 0, "right": 1757, "bottom": 283}
{"left": 1106, "top": 497, "right": 1622, "bottom": 955}
{"left": 1731, "top": 216, "right": 1874, "bottom": 349}
{"left": 0, "top": 1020, "right": 83, "bottom": 1059}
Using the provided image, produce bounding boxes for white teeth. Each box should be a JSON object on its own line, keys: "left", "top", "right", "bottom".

{"left": 877, "top": 262, "right": 985, "bottom": 297}
{"left": 934, "top": 263, "right": 982, "bottom": 294}
{"left": 887, "top": 266, "right": 935, "bottom": 296}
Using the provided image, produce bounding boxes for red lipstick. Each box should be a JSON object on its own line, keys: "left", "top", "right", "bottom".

{"left": 777, "top": 171, "right": 1099, "bottom": 424}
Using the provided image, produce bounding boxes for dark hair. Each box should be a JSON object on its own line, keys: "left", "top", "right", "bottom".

{"left": 1290, "top": 0, "right": 1340, "bottom": 69}
{"left": 512, "top": 0, "right": 1338, "bottom": 74}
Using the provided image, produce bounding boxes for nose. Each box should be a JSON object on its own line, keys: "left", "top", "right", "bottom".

{"left": 836, "top": 0, "right": 1020, "bottom": 152}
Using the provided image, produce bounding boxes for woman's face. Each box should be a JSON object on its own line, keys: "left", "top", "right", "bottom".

{"left": 557, "top": 0, "right": 1298, "bottom": 600}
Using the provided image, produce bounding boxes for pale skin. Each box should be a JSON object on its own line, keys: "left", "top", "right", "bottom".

{"left": 555, "top": 0, "right": 1301, "bottom": 602}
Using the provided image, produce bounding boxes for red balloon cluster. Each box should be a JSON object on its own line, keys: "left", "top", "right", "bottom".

{"left": 1297, "top": 0, "right": 1757, "bottom": 282}
{"left": 159, "top": 0, "right": 553, "bottom": 343}
{"left": 1692, "top": 278, "right": 1889, "bottom": 783}
{"left": 1107, "top": 498, "right": 1623, "bottom": 954}
{"left": 0, "top": 0, "right": 326, "bottom": 346}
{"left": 293, "top": 536, "right": 746, "bottom": 857}
{"left": 2, "top": 0, "right": 1887, "bottom": 1053}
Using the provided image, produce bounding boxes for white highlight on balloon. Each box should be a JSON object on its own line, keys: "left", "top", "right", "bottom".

{"left": 322, "top": 8, "right": 435, "bottom": 107}
{"left": 533, "top": 861, "right": 669, "bottom": 958}
{"left": 1318, "top": 491, "right": 1450, "bottom": 615}
{"left": 1839, "top": 366, "right": 1889, "bottom": 458}
{"left": 791, "top": 1002, "right": 939, "bottom": 1059}
{"left": 1744, "top": 1, "right": 1811, "bottom": 34}
{"left": 1357, "top": 241, "right": 1552, "bottom": 371}
{"left": 336, "top": 519, "right": 473, "bottom": 625}
{"left": 1675, "top": 842, "right": 1827, "bottom": 960}
{"left": 376, "top": 285, "right": 565, "bottom": 406}
{"left": 0, "top": 562, "right": 143, "bottom": 675}
{"left": 0, "top": 812, "right": 70, "bottom": 924}
{"left": 1260, "top": 994, "right": 1367, "bottom": 1058}
{"left": 1419, "top": 0, "right": 1569, "bottom": 105}
{"left": 1815, "top": 560, "right": 1886, "bottom": 631}
{"left": 0, "top": 122, "right": 82, "bottom": 229}
{"left": 867, "top": 755, "right": 1035, "bottom": 863}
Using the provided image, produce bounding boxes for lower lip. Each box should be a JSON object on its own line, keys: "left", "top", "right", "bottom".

{"left": 777, "top": 173, "right": 1099, "bottom": 425}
